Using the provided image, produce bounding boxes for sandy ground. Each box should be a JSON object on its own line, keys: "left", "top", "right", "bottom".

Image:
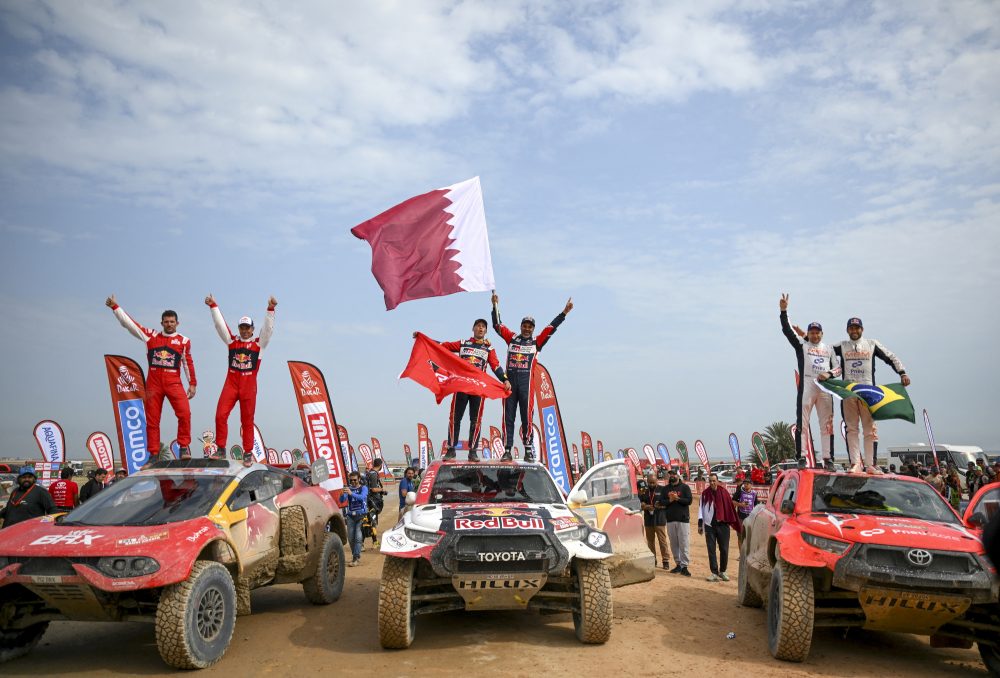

{"left": 4, "top": 511, "right": 990, "bottom": 677}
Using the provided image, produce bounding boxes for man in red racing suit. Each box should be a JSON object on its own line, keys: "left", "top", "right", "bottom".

{"left": 106, "top": 294, "right": 197, "bottom": 456}
{"left": 427, "top": 319, "right": 511, "bottom": 462}
{"left": 205, "top": 294, "right": 276, "bottom": 454}
{"left": 491, "top": 293, "right": 573, "bottom": 462}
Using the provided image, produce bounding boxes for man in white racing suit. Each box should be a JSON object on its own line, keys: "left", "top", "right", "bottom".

{"left": 779, "top": 294, "right": 841, "bottom": 469}
{"left": 832, "top": 317, "right": 910, "bottom": 474}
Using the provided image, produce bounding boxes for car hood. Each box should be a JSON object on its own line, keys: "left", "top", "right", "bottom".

{"left": 798, "top": 512, "right": 981, "bottom": 552}
{"left": 407, "top": 502, "right": 582, "bottom": 533}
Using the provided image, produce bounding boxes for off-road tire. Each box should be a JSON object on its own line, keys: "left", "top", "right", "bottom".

{"left": 0, "top": 622, "right": 48, "bottom": 663}
{"left": 303, "top": 532, "right": 345, "bottom": 604}
{"left": 573, "top": 559, "right": 612, "bottom": 644}
{"left": 155, "top": 561, "right": 237, "bottom": 669}
{"left": 737, "top": 537, "right": 763, "bottom": 608}
{"left": 278, "top": 505, "right": 309, "bottom": 575}
{"left": 378, "top": 556, "right": 415, "bottom": 649}
{"left": 767, "top": 560, "right": 814, "bottom": 662}
{"left": 979, "top": 640, "right": 1000, "bottom": 677}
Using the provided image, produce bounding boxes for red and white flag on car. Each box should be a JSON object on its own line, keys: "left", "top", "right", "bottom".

{"left": 351, "top": 177, "right": 496, "bottom": 310}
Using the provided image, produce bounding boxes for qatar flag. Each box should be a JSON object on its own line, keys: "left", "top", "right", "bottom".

{"left": 351, "top": 177, "right": 496, "bottom": 310}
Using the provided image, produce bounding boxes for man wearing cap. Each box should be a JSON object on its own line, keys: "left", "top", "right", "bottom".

{"left": 779, "top": 294, "right": 841, "bottom": 469}
{"left": 0, "top": 467, "right": 56, "bottom": 528}
{"left": 491, "top": 292, "right": 573, "bottom": 462}
{"left": 205, "top": 294, "right": 277, "bottom": 455}
{"left": 832, "top": 316, "right": 910, "bottom": 474}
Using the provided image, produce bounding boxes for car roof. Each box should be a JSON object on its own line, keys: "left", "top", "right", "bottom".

{"left": 425, "top": 459, "right": 542, "bottom": 470}
{"left": 790, "top": 468, "right": 929, "bottom": 485}
{"left": 143, "top": 458, "right": 269, "bottom": 481}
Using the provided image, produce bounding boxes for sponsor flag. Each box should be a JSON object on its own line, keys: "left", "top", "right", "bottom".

{"left": 642, "top": 444, "right": 657, "bottom": 465}
{"left": 401, "top": 332, "right": 509, "bottom": 404}
{"left": 694, "top": 440, "right": 710, "bottom": 471}
{"left": 676, "top": 441, "right": 690, "bottom": 476}
{"left": 840, "top": 419, "right": 848, "bottom": 442}
{"left": 288, "top": 361, "right": 349, "bottom": 491}
{"left": 166, "top": 440, "right": 179, "bottom": 459}
{"left": 616, "top": 449, "right": 625, "bottom": 459}
{"left": 404, "top": 443, "right": 412, "bottom": 464}
{"left": 751, "top": 432, "right": 768, "bottom": 468}
{"left": 240, "top": 423, "right": 267, "bottom": 463}
{"left": 104, "top": 355, "right": 149, "bottom": 474}
{"left": 417, "top": 423, "right": 431, "bottom": 468}
{"left": 491, "top": 437, "right": 505, "bottom": 458}
{"left": 350, "top": 444, "right": 358, "bottom": 471}
{"left": 336, "top": 425, "right": 356, "bottom": 473}
{"left": 656, "top": 443, "right": 671, "bottom": 466}
{"left": 791, "top": 424, "right": 815, "bottom": 468}
{"left": 489, "top": 426, "right": 502, "bottom": 447}
{"left": 33, "top": 420, "right": 65, "bottom": 465}
{"left": 358, "top": 443, "right": 374, "bottom": 466}
{"left": 86, "top": 432, "right": 116, "bottom": 471}
{"left": 626, "top": 448, "right": 642, "bottom": 470}
{"left": 351, "top": 176, "right": 495, "bottom": 310}
{"left": 291, "top": 448, "right": 305, "bottom": 463}
{"left": 530, "top": 424, "right": 542, "bottom": 462}
{"left": 728, "top": 433, "right": 741, "bottom": 465}
{"left": 280, "top": 449, "right": 293, "bottom": 464}
{"left": 266, "top": 448, "right": 279, "bottom": 464}
{"left": 581, "top": 431, "right": 594, "bottom": 470}
{"left": 532, "top": 361, "right": 574, "bottom": 492}
{"left": 922, "top": 409, "right": 940, "bottom": 469}
{"left": 597, "top": 439, "right": 608, "bottom": 461}
{"left": 816, "top": 379, "right": 916, "bottom": 423}
{"left": 230, "top": 445, "right": 243, "bottom": 461}
{"left": 571, "top": 443, "right": 580, "bottom": 475}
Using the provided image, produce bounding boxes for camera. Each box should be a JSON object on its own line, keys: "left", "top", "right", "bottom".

{"left": 636, "top": 478, "right": 649, "bottom": 492}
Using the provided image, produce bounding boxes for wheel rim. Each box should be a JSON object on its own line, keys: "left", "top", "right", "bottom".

{"left": 196, "top": 587, "right": 226, "bottom": 641}
{"left": 326, "top": 546, "right": 341, "bottom": 584}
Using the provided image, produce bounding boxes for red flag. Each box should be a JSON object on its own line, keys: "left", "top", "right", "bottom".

{"left": 288, "top": 361, "right": 348, "bottom": 491}
{"left": 401, "top": 332, "right": 509, "bottom": 403}
{"left": 351, "top": 177, "right": 495, "bottom": 310}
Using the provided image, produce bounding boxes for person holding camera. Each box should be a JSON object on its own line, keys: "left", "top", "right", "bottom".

{"left": 664, "top": 468, "right": 692, "bottom": 576}
{"left": 639, "top": 469, "right": 670, "bottom": 570}
{"left": 340, "top": 472, "right": 369, "bottom": 567}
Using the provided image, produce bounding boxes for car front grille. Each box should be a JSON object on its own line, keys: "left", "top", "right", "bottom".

{"left": 455, "top": 559, "right": 547, "bottom": 574}
{"left": 11, "top": 557, "right": 101, "bottom": 576}
{"left": 864, "top": 547, "right": 976, "bottom": 574}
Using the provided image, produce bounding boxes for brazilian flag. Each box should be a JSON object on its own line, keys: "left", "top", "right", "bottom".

{"left": 817, "top": 379, "right": 915, "bottom": 423}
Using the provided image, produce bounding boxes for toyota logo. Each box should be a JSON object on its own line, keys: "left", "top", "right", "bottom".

{"left": 906, "top": 549, "right": 934, "bottom": 567}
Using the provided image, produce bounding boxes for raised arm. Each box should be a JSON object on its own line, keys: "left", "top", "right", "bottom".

{"left": 205, "top": 294, "right": 233, "bottom": 343}
{"left": 535, "top": 297, "right": 571, "bottom": 350}
{"left": 491, "top": 292, "right": 514, "bottom": 343}
{"left": 106, "top": 295, "right": 152, "bottom": 342}
{"left": 258, "top": 296, "right": 277, "bottom": 350}
{"left": 779, "top": 294, "right": 801, "bottom": 348}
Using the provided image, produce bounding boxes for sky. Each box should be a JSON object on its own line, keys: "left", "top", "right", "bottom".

{"left": 1, "top": 1, "right": 998, "bottom": 465}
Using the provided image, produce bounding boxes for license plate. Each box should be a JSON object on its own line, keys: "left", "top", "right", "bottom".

{"left": 31, "top": 575, "right": 63, "bottom": 584}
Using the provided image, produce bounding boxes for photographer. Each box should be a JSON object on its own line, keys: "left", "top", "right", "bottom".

{"left": 340, "top": 472, "right": 368, "bottom": 567}
{"left": 639, "top": 469, "right": 670, "bottom": 570}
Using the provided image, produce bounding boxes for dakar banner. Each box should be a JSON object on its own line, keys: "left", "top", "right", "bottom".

{"left": 581, "top": 431, "right": 594, "bottom": 469}
{"left": 728, "top": 432, "right": 741, "bottom": 465}
{"left": 417, "top": 423, "right": 430, "bottom": 469}
{"left": 642, "top": 443, "right": 657, "bottom": 465}
{"left": 358, "top": 443, "right": 374, "bottom": 466}
{"left": 751, "top": 432, "right": 768, "bottom": 468}
{"left": 480, "top": 437, "right": 491, "bottom": 459}
{"left": 287, "top": 361, "right": 348, "bottom": 491}
{"left": 656, "top": 443, "right": 671, "bottom": 466}
{"left": 33, "top": 419, "right": 65, "bottom": 464}
{"left": 86, "top": 431, "right": 116, "bottom": 471}
{"left": 532, "top": 361, "right": 574, "bottom": 493}
{"left": 403, "top": 443, "right": 412, "bottom": 464}
{"left": 694, "top": 439, "right": 710, "bottom": 471}
{"left": 104, "top": 354, "right": 149, "bottom": 474}
{"left": 337, "top": 425, "right": 357, "bottom": 473}
{"left": 280, "top": 449, "right": 293, "bottom": 464}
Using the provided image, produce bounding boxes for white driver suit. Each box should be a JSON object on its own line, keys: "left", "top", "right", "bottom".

{"left": 832, "top": 337, "right": 906, "bottom": 467}
{"left": 780, "top": 312, "right": 841, "bottom": 460}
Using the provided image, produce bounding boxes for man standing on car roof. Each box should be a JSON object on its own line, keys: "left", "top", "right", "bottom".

{"left": 780, "top": 294, "right": 841, "bottom": 470}
{"left": 0, "top": 467, "right": 55, "bottom": 528}
{"left": 831, "top": 317, "right": 909, "bottom": 474}
{"left": 107, "top": 295, "right": 197, "bottom": 457}
{"left": 491, "top": 292, "right": 573, "bottom": 462}
{"left": 205, "top": 294, "right": 276, "bottom": 455}
{"left": 420, "top": 319, "right": 511, "bottom": 461}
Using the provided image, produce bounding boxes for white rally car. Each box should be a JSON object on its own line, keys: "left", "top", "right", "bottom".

{"left": 378, "top": 459, "right": 653, "bottom": 648}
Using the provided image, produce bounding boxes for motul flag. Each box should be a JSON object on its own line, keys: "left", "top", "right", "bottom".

{"left": 86, "top": 431, "right": 116, "bottom": 471}
{"left": 358, "top": 443, "right": 374, "bottom": 466}
{"left": 728, "top": 432, "right": 741, "bottom": 465}
{"left": 33, "top": 420, "right": 65, "bottom": 464}
{"left": 351, "top": 176, "right": 496, "bottom": 310}
{"left": 404, "top": 443, "right": 412, "bottom": 464}
{"left": 626, "top": 447, "right": 642, "bottom": 470}
{"left": 694, "top": 440, "right": 710, "bottom": 471}
{"left": 402, "top": 333, "right": 509, "bottom": 404}
{"left": 491, "top": 437, "right": 504, "bottom": 458}
{"left": 288, "top": 361, "right": 348, "bottom": 491}
{"left": 751, "top": 432, "right": 769, "bottom": 468}
{"left": 581, "top": 431, "right": 594, "bottom": 469}
{"left": 417, "top": 423, "right": 430, "bottom": 469}
{"left": 104, "top": 354, "right": 149, "bottom": 474}
{"left": 642, "top": 444, "right": 657, "bottom": 465}
{"left": 532, "top": 361, "right": 574, "bottom": 492}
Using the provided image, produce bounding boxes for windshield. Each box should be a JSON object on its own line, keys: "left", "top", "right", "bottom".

{"left": 429, "top": 465, "right": 563, "bottom": 504}
{"left": 812, "top": 475, "right": 959, "bottom": 524}
{"left": 62, "top": 474, "right": 233, "bottom": 526}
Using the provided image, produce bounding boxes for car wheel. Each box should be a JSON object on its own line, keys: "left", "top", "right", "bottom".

{"left": 737, "top": 536, "right": 763, "bottom": 608}
{"left": 0, "top": 623, "right": 48, "bottom": 663}
{"left": 378, "top": 556, "right": 415, "bottom": 649}
{"left": 979, "top": 640, "right": 1000, "bottom": 676}
{"left": 302, "top": 532, "right": 345, "bottom": 604}
{"left": 155, "top": 561, "right": 237, "bottom": 669}
{"left": 767, "top": 559, "right": 814, "bottom": 662}
{"left": 573, "top": 559, "right": 612, "bottom": 644}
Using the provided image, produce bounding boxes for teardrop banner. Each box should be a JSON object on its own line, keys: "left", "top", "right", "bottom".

{"left": 403, "top": 443, "right": 412, "bottom": 465}
{"left": 656, "top": 443, "right": 671, "bottom": 466}
{"left": 104, "top": 354, "right": 149, "bottom": 474}
{"left": 581, "top": 431, "right": 594, "bottom": 470}
{"left": 358, "top": 443, "right": 374, "bottom": 466}
{"left": 676, "top": 440, "right": 690, "bottom": 476}
{"left": 337, "top": 425, "right": 357, "bottom": 473}
{"left": 291, "top": 448, "right": 305, "bottom": 463}
{"left": 489, "top": 426, "right": 503, "bottom": 454}
{"left": 626, "top": 447, "right": 642, "bottom": 470}
{"left": 86, "top": 431, "right": 116, "bottom": 471}
{"left": 417, "top": 423, "right": 430, "bottom": 469}
{"left": 693, "top": 440, "right": 711, "bottom": 471}
{"left": 642, "top": 444, "right": 657, "bottom": 465}
{"left": 728, "top": 432, "right": 741, "bottom": 465}
{"left": 598, "top": 439, "right": 608, "bottom": 461}
{"left": 491, "top": 437, "right": 505, "bottom": 458}
{"left": 230, "top": 445, "right": 243, "bottom": 461}
{"left": 33, "top": 419, "right": 66, "bottom": 465}
{"left": 571, "top": 443, "right": 580, "bottom": 476}
{"left": 751, "top": 432, "right": 769, "bottom": 468}
{"left": 532, "top": 361, "right": 574, "bottom": 492}
{"left": 481, "top": 438, "right": 492, "bottom": 459}
{"left": 287, "top": 360, "right": 348, "bottom": 491}
{"left": 280, "top": 449, "right": 293, "bottom": 464}
{"left": 266, "top": 447, "right": 279, "bottom": 464}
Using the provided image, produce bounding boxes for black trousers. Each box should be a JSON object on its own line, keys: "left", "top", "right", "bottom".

{"left": 502, "top": 377, "right": 533, "bottom": 449}
{"left": 704, "top": 522, "right": 731, "bottom": 575}
{"left": 448, "top": 392, "right": 484, "bottom": 453}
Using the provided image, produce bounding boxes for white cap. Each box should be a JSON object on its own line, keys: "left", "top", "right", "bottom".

{"left": 238, "top": 316, "right": 254, "bottom": 327}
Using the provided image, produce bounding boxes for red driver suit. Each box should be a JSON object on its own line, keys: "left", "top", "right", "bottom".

{"left": 209, "top": 302, "right": 275, "bottom": 453}
{"left": 112, "top": 305, "right": 197, "bottom": 452}
{"left": 438, "top": 337, "right": 507, "bottom": 454}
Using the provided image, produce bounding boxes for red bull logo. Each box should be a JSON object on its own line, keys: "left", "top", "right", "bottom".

{"left": 455, "top": 516, "right": 544, "bottom": 530}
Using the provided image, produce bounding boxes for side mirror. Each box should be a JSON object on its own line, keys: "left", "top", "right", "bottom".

{"left": 405, "top": 491, "right": 417, "bottom": 506}
{"left": 568, "top": 490, "right": 587, "bottom": 505}
{"left": 968, "top": 512, "right": 986, "bottom": 528}
{"left": 310, "top": 459, "right": 329, "bottom": 486}
{"left": 780, "top": 499, "right": 795, "bottom": 515}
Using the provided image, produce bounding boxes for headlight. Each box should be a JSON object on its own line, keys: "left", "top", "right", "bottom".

{"left": 96, "top": 556, "right": 160, "bottom": 578}
{"left": 556, "top": 526, "right": 588, "bottom": 542}
{"left": 802, "top": 532, "right": 851, "bottom": 555}
{"left": 404, "top": 528, "right": 441, "bottom": 545}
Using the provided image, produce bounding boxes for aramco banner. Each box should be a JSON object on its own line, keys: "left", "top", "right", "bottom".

{"left": 532, "top": 361, "right": 574, "bottom": 493}
{"left": 104, "top": 354, "right": 149, "bottom": 474}
{"left": 287, "top": 361, "right": 348, "bottom": 491}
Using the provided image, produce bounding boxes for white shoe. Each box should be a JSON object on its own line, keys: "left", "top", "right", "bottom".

{"left": 849, "top": 462, "right": 864, "bottom": 473}
{"left": 866, "top": 465, "right": 884, "bottom": 475}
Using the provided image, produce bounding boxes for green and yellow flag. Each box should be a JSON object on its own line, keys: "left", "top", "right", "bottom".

{"left": 816, "top": 379, "right": 915, "bottom": 423}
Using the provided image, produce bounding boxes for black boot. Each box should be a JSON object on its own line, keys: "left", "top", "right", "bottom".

{"left": 501, "top": 449, "right": 513, "bottom": 461}
{"left": 467, "top": 449, "right": 480, "bottom": 462}
{"left": 443, "top": 447, "right": 457, "bottom": 461}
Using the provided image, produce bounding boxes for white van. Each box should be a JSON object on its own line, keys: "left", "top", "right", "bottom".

{"left": 887, "top": 444, "right": 988, "bottom": 485}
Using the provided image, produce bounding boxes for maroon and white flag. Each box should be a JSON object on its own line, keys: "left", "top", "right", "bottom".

{"left": 86, "top": 431, "right": 116, "bottom": 471}
{"left": 358, "top": 443, "right": 374, "bottom": 466}
{"left": 694, "top": 439, "right": 711, "bottom": 471}
{"left": 351, "top": 177, "right": 495, "bottom": 310}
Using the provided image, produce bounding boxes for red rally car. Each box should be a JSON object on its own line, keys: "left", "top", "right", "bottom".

{"left": 738, "top": 468, "right": 999, "bottom": 672}
{"left": 0, "top": 458, "right": 348, "bottom": 669}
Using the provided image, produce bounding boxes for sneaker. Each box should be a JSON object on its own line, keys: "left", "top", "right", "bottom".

{"left": 849, "top": 461, "right": 864, "bottom": 473}
{"left": 178, "top": 446, "right": 191, "bottom": 459}
{"left": 866, "top": 465, "right": 884, "bottom": 475}
{"left": 467, "top": 450, "right": 480, "bottom": 462}
{"left": 661, "top": 563, "right": 671, "bottom": 570}
{"left": 719, "top": 572, "right": 730, "bottom": 582}
{"left": 348, "top": 559, "right": 359, "bottom": 567}
{"left": 706, "top": 573, "right": 720, "bottom": 582}
{"left": 443, "top": 449, "right": 457, "bottom": 461}
{"left": 680, "top": 567, "right": 691, "bottom": 577}
{"left": 523, "top": 452, "right": 535, "bottom": 462}
{"left": 501, "top": 451, "right": 513, "bottom": 461}
{"left": 669, "top": 565, "right": 683, "bottom": 574}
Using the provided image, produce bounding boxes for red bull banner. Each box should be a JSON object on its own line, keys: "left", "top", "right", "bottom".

{"left": 728, "top": 432, "right": 741, "bottom": 465}
{"left": 694, "top": 439, "right": 710, "bottom": 471}
{"left": 581, "top": 431, "right": 594, "bottom": 469}
{"left": 104, "top": 354, "right": 149, "bottom": 474}
{"left": 358, "top": 443, "right": 374, "bottom": 466}
{"left": 642, "top": 443, "right": 656, "bottom": 465}
{"left": 86, "top": 431, "right": 115, "bottom": 471}
{"left": 532, "top": 361, "right": 574, "bottom": 492}
{"left": 571, "top": 443, "right": 580, "bottom": 475}
{"left": 280, "top": 449, "right": 293, "bottom": 464}
{"left": 417, "top": 423, "right": 430, "bottom": 469}
{"left": 288, "top": 361, "right": 348, "bottom": 491}
{"left": 33, "top": 419, "right": 65, "bottom": 465}
{"left": 751, "top": 432, "right": 768, "bottom": 468}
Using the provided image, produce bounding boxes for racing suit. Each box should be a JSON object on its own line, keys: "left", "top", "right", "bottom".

{"left": 208, "top": 301, "right": 275, "bottom": 453}
{"left": 438, "top": 337, "right": 507, "bottom": 456}
{"left": 781, "top": 311, "right": 841, "bottom": 461}
{"left": 492, "top": 305, "right": 565, "bottom": 455}
{"left": 832, "top": 337, "right": 907, "bottom": 467}
{"left": 112, "top": 305, "right": 197, "bottom": 453}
